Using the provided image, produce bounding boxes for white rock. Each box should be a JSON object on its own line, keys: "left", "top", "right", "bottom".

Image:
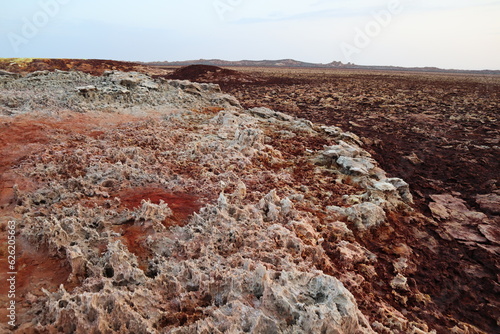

{"left": 386, "top": 178, "right": 414, "bottom": 204}
{"left": 345, "top": 202, "right": 386, "bottom": 230}
{"left": 373, "top": 181, "right": 397, "bottom": 192}
{"left": 337, "top": 156, "right": 375, "bottom": 176}
{"left": 391, "top": 274, "right": 410, "bottom": 291}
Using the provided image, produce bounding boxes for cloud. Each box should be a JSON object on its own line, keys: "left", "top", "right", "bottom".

{"left": 227, "top": 0, "right": 385, "bottom": 24}
{"left": 231, "top": 8, "right": 360, "bottom": 24}
{"left": 404, "top": 0, "right": 500, "bottom": 12}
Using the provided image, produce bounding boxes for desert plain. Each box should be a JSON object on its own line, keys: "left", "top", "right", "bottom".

{"left": 0, "top": 59, "right": 498, "bottom": 333}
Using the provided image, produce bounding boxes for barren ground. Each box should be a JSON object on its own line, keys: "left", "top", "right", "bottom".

{"left": 0, "top": 60, "right": 499, "bottom": 333}
{"left": 161, "top": 65, "right": 500, "bottom": 333}
{"left": 170, "top": 66, "right": 500, "bottom": 212}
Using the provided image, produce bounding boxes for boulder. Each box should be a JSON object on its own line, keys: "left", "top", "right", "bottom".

{"left": 337, "top": 156, "right": 376, "bottom": 176}
{"left": 475, "top": 193, "right": 500, "bottom": 214}
{"left": 0, "top": 70, "right": 21, "bottom": 78}
{"left": 329, "top": 202, "right": 386, "bottom": 230}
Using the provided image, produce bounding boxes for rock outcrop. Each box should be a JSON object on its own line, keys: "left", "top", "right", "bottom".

{"left": 0, "top": 70, "right": 240, "bottom": 116}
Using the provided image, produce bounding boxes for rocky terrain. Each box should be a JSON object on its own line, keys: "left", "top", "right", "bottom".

{"left": 145, "top": 59, "right": 500, "bottom": 75}
{"left": 0, "top": 60, "right": 499, "bottom": 333}
{"left": 211, "top": 67, "right": 499, "bottom": 208}
{"left": 0, "top": 58, "right": 170, "bottom": 77}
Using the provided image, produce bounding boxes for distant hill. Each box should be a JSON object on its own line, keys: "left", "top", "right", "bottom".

{"left": 144, "top": 59, "right": 500, "bottom": 75}
{"left": 145, "top": 59, "right": 347, "bottom": 68}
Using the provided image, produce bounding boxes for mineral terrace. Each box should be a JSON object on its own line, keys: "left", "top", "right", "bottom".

{"left": 0, "top": 64, "right": 498, "bottom": 334}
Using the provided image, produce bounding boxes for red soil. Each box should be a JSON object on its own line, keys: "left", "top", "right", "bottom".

{"left": 111, "top": 222, "right": 156, "bottom": 272}
{"left": 117, "top": 187, "right": 202, "bottom": 224}
{"left": 0, "top": 118, "right": 51, "bottom": 209}
{"left": 112, "top": 187, "right": 203, "bottom": 271}
{"left": 0, "top": 113, "right": 150, "bottom": 209}
{"left": 0, "top": 235, "right": 74, "bottom": 324}
{"left": 0, "top": 112, "right": 157, "bottom": 326}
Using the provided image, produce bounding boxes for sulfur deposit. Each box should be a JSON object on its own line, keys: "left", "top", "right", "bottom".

{"left": 0, "top": 70, "right": 498, "bottom": 334}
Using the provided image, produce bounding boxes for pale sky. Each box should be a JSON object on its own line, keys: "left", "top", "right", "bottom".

{"left": 1, "top": 0, "right": 499, "bottom": 70}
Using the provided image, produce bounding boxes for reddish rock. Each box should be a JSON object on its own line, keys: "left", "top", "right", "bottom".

{"left": 476, "top": 193, "right": 500, "bottom": 214}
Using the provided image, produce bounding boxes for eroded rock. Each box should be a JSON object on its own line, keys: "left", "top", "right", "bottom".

{"left": 476, "top": 193, "right": 500, "bottom": 214}
{"left": 1, "top": 68, "right": 492, "bottom": 334}
{"left": 0, "top": 70, "right": 241, "bottom": 115}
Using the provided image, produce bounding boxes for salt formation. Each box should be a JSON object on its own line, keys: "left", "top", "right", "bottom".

{"left": 2, "top": 70, "right": 491, "bottom": 334}
{"left": 0, "top": 70, "right": 240, "bottom": 115}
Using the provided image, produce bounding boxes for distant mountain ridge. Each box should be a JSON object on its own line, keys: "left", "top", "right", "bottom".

{"left": 146, "top": 59, "right": 344, "bottom": 68}
{"left": 144, "top": 59, "right": 500, "bottom": 75}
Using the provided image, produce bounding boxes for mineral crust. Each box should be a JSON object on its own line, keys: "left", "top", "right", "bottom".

{"left": 0, "top": 69, "right": 497, "bottom": 334}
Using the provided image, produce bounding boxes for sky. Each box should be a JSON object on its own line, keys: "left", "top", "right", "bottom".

{"left": 1, "top": 0, "right": 499, "bottom": 70}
